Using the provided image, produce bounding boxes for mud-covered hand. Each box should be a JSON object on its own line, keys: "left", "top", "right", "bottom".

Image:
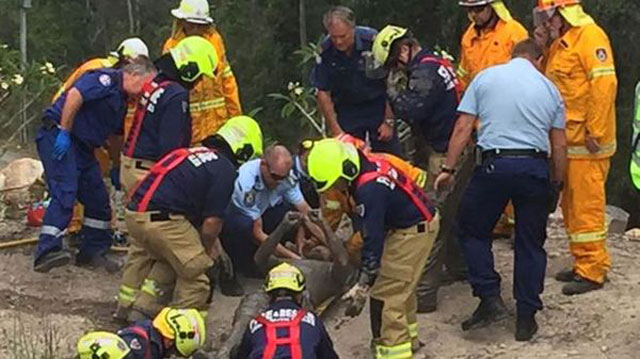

{"left": 53, "top": 129, "right": 71, "bottom": 160}
{"left": 280, "top": 211, "right": 302, "bottom": 232}
{"left": 342, "top": 282, "right": 370, "bottom": 317}
{"left": 216, "top": 246, "right": 234, "bottom": 279}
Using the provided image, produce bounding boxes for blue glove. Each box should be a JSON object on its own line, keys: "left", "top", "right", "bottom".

{"left": 110, "top": 166, "right": 121, "bottom": 191}
{"left": 53, "top": 129, "right": 71, "bottom": 160}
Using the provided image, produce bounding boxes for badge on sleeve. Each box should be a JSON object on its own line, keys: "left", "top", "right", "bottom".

{"left": 355, "top": 204, "right": 366, "bottom": 217}
{"left": 244, "top": 190, "right": 256, "bottom": 207}
{"left": 595, "top": 48, "right": 608, "bottom": 63}
{"left": 128, "top": 338, "right": 142, "bottom": 350}
{"left": 99, "top": 74, "right": 112, "bottom": 87}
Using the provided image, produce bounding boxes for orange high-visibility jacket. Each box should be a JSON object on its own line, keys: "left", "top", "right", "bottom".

{"left": 545, "top": 23, "right": 617, "bottom": 159}
{"left": 163, "top": 29, "right": 242, "bottom": 145}
{"left": 53, "top": 57, "right": 137, "bottom": 137}
{"left": 457, "top": 19, "right": 528, "bottom": 91}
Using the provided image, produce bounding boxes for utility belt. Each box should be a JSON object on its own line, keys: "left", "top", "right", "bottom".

{"left": 122, "top": 156, "right": 155, "bottom": 171}
{"left": 126, "top": 209, "right": 185, "bottom": 222}
{"left": 395, "top": 213, "right": 440, "bottom": 235}
{"left": 41, "top": 117, "right": 94, "bottom": 153}
{"left": 474, "top": 147, "right": 548, "bottom": 166}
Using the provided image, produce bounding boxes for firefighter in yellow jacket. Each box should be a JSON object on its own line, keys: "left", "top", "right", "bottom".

{"left": 457, "top": 0, "right": 528, "bottom": 91}
{"left": 534, "top": 0, "right": 617, "bottom": 295}
{"left": 163, "top": 0, "right": 242, "bottom": 145}
{"left": 57, "top": 38, "right": 149, "bottom": 244}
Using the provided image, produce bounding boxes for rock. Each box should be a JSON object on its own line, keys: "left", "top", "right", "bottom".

{"left": 606, "top": 205, "right": 629, "bottom": 235}
{"left": 626, "top": 228, "right": 640, "bottom": 239}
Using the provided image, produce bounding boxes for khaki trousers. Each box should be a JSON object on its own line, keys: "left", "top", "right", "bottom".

{"left": 125, "top": 210, "right": 213, "bottom": 316}
{"left": 120, "top": 156, "right": 154, "bottom": 192}
{"left": 371, "top": 214, "right": 440, "bottom": 359}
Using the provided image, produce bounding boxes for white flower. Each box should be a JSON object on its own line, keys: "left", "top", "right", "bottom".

{"left": 12, "top": 74, "right": 24, "bottom": 85}
{"left": 1, "top": 82, "right": 9, "bottom": 90}
{"left": 287, "top": 82, "right": 295, "bottom": 91}
{"left": 0, "top": 44, "right": 7, "bottom": 49}
{"left": 294, "top": 87, "right": 303, "bottom": 96}
{"left": 45, "top": 62, "right": 55, "bottom": 74}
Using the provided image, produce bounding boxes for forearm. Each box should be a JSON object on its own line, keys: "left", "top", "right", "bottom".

{"left": 586, "top": 77, "right": 617, "bottom": 140}
{"left": 317, "top": 91, "right": 341, "bottom": 135}
{"left": 59, "top": 88, "right": 83, "bottom": 131}
{"left": 550, "top": 129, "right": 568, "bottom": 182}
{"left": 443, "top": 115, "right": 475, "bottom": 168}
{"left": 254, "top": 221, "right": 289, "bottom": 267}
{"left": 201, "top": 217, "right": 223, "bottom": 257}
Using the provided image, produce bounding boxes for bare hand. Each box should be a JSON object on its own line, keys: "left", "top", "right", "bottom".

{"left": 585, "top": 136, "right": 601, "bottom": 154}
{"left": 434, "top": 172, "right": 454, "bottom": 192}
{"left": 281, "top": 211, "right": 302, "bottom": 231}
{"left": 378, "top": 122, "right": 393, "bottom": 142}
{"left": 533, "top": 25, "right": 549, "bottom": 48}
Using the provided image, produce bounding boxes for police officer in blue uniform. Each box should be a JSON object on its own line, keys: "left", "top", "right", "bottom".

{"left": 234, "top": 263, "right": 339, "bottom": 359}
{"left": 312, "top": 6, "right": 401, "bottom": 155}
{"left": 219, "top": 145, "right": 312, "bottom": 295}
{"left": 434, "top": 40, "right": 568, "bottom": 341}
{"left": 34, "top": 59, "right": 157, "bottom": 273}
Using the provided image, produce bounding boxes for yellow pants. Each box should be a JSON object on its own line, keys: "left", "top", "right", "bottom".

{"left": 120, "top": 156, "right": 154, "bottom": 193}
{"left": 562, "top": 158, "right": 611, "bottom": 284}
{"left": 371, "top": 215, "right": 439, "bottom": 359}
{"left": 125, "top": 210, "right": 213, "bottom": 316}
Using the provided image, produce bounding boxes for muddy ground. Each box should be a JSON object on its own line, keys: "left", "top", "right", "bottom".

{"left": 1, "top": 212, "right": 639, "bottom": 359}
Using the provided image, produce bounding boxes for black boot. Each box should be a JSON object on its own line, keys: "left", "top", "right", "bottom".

{"left": 461, "top": 296, "right": 509, "bottom": 331}
{"left": 75, "top": 252, "right": 123, "bottom": 274}
{"left": 555, "top": 267, "right": 576, "bottom": 282}
{"left": 34, "top": 250, "right": 72, "bottom": 273}
{"left": 562, "top": 276, "right": 603, "bottom": 296}
{"left": 515, "top": 313, "right": 538, "bottom": 341}
{"left": 417, "top": 291, "right": 438, "bottom": 313}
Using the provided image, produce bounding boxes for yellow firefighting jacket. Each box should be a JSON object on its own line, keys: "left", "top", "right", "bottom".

{"left": 545, "top": 22, "right": 617, "bottom": 159}
{"left": 163, "top": 29, "right": 242, "bottom": 145}
{"left": 457, "top": 19, "right": 528, "bottom": 91}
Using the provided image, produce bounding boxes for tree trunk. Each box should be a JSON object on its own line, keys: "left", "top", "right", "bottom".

{"left": 299, "top": 0, "right": 308, "bottom": 48}
{"left": 126, "top": 0, "right": 135, "bottom": 34}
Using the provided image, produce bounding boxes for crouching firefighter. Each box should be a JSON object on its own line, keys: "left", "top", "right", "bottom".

{"left": 116, "top": 35, "right": 219, "bottom": 321}
{"left": 307, "top": 139, "right": 440, "bottom": 359}
{"left": 76, "top": 307, "right": 205, "bottom": 359}
{"left": 234, "top": 263, "right": 339, "bottom": 359}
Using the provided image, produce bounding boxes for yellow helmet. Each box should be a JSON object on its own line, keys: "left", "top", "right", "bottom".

{"left": 372, "top": 25, "right": 409, "bottom": 67}
{"left": 264, "top": 263, "right": 306, "bottom": 293}
{"left": 307, "top": 138, "right": 360, "bottom": 193}
{"left": 152, "top": 308, "right": 206, "bottom": 357}
{"left": 170, "top": 36, "right": 218, "bottom": 83}
{"left": 77, "top": 332, "right": 131, "bottom": 359}
{"left": 171, "top": 0, "right": 214, "bottom": 24}
{"left": 216, "top": 115, "right": 264, "bottom": 164}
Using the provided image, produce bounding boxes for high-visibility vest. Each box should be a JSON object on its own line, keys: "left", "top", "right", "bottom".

{"left": 128, "top": 147, "right": 213, "bottom": 211}
{"left": 255, "top": 310, "right": 307, "bottom": 359}
{"left": 123, "top": 79, "right": 173, "bottom": 157}
{"left": 632, "top": 82, "right": 640, "bottom": 190}
{"left": 355, "top": 154, "right": 435, "bottom": 222}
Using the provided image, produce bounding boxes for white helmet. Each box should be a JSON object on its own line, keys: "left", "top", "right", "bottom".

{"left": 111, "top": 37, "right": 149, "bottom": 60}
{"left": 171, "top": 0, "right": 213, "bottom": 25}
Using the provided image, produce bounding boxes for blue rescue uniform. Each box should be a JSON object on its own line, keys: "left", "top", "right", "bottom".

{"left": 312, "top": 27, "right": 401, "bottom": 155}
{"left": 235, "top": 299, "right": 339, "bottom": 359}
{"left": 123, "top": 73, "right": 191, "bottom": 161}
{"left": 352, "top": 156, "right": 436, "bottom": 280}
{"left": 117, "top": 320, "right": 166, "bottom": 359}
{"left": 35, "top": 69, "right": 127, "bottom": 263}
{"left": 128, "top": 148, "right": 237, "bottom": 227}
{"left": 389, "top": 49, "right": 459, "bottom": 153}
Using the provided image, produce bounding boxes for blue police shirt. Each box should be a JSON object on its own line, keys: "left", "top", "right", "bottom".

{"left": 231, "top": 159, "right": 305, "bottom": 221}
{"left": 390, "top": 49, "right": 458, "bottom": 153}
{"left": 117, "top": 320, "right": 165, "bottom": 359}
{"left": 458, "top": 58, "right": 566, "bottom": 152}
{"left": 236, "top": 299, "right": 339, "bottom": 359}
{"left": 129, "top": 148, "right": 237, "bottom": 225}
{"left": 353, "top": 157, "right": 431, "bottom": 276}
{"left": 44, "top": 69, "right": 127, "bottom": 148}
{"left": 126, "top": 73, "right": 192, "bottom": 161}
{"left": 311, "top": 26, "right": 387, "bottom": 132}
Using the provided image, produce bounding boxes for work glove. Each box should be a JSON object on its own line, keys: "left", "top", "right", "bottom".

{"left": 110, "top": 166, "right": 121, "bottom": 191}
{"left": 342, "top": 269, "right": 375, "bottom": 317}
{"left": 53, "top": 129, "right": 71, "bottom": 160}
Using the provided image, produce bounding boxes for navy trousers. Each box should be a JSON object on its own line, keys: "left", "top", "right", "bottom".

{"left": 458, "top": 157, "right": 550, "bottom": 315}
{"left": 34, "top": 126, "right": 112, "bottom": 263}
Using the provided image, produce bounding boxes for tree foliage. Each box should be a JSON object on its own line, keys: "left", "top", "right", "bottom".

{"left": 0, "top": 0, "right": 637, "bottom": 222}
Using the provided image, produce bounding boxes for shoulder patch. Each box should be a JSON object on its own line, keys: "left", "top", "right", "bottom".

{"left": 128, "top": 338, "right": 142, "bottom": 350}
{"left": 595, "top": 48, "right": 608, "bottom": 63}
{"left": 99, "top": 74, "right": 112, "bottom": 87}
{"left": 355, "top": 204, "right": 365, "bottom": 217}
{"left": 244, "top": 190, "right": 256, "bottom": 207}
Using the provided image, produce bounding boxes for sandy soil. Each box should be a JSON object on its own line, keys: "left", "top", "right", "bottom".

{"left": 0, "top": 214, "right": 639, "bottom": 359}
